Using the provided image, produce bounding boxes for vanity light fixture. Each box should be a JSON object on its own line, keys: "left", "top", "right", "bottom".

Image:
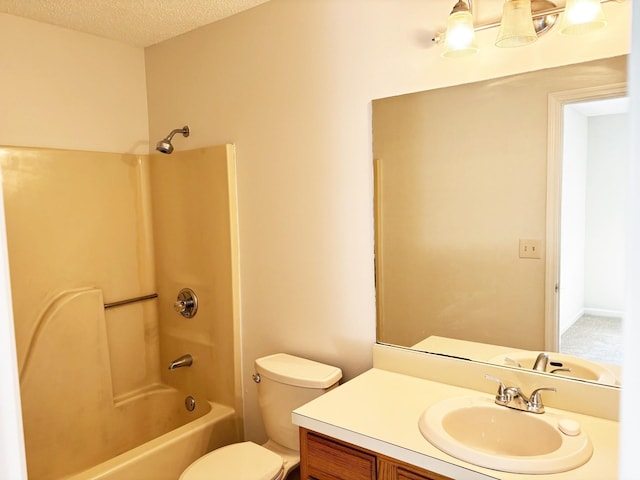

{"left": 560, "top": 0, "right": 607, "bottom": 34}
{"left": 434, "top": 0, "right": 616, "bottom": 58}
{"left": 495, "top": 0, "right": 538, "bottom": 47}
{"left": 441, "top": 0, "right": 479, "bottom": 58}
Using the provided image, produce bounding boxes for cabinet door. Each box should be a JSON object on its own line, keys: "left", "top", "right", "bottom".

{"left": 396, "top": 466, "right": 450, "bottom": 480}
{"left": 299, "top": 428, "right": 452, "bottom": 480}
{"left": 378, "top": 458, "right": 453, "bottom": 480}
{"left": 300, "top": 429, "right": 376, "bottom": 480}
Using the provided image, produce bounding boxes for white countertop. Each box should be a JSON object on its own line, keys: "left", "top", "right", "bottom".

{"left": 292, "top": 368, "right": 619, "bottom": 480}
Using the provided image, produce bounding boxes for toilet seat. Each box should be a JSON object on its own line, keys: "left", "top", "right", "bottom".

{"left": 179, "top": 441, "right": 284, "bottom": 480}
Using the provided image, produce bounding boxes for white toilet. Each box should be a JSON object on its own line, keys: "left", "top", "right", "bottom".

{"left": 180, "top": 353, "right": 342, "bottom": 480}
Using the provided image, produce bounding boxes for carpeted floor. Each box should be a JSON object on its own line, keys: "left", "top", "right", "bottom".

{"left": 560, "top": 314, "right": 622, "bottom": 365}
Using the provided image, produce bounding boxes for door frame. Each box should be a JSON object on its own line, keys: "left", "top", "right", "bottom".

{"left": 545, "top": 82, "right": 628, "bottom": 351}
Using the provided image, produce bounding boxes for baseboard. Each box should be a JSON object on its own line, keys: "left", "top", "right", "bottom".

{"left": 583, "top": 308, "right": 624, "bottom": 318}
{"left": 560, "top": 309, "right": 585, "bottom": 335}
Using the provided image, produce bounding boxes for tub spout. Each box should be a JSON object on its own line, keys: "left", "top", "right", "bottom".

{"left": 168, "top": 354, "right": 193, "bottom": 370}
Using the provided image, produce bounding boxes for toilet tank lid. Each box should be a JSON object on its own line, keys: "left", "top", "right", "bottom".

{"left": 255, "top": 353, "right": 342, "bottom": 388}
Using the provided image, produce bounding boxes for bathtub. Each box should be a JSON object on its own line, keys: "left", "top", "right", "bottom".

{"left": 18, "top": 289, "right": 240, "bottom": 480}
{"left": 53, "top": 385, "right": 238, "bottom": 480}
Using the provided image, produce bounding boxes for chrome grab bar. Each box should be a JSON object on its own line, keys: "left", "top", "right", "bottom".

{"left": 103, "top": 293, "right": 158, "bottom": 309}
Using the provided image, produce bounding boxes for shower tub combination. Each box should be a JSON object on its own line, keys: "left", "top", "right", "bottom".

{"left": 3, "top": 142, "right": 241, "bottom": 480}
{"left": 19, "top": 288, "right": 239, "bottom": 480}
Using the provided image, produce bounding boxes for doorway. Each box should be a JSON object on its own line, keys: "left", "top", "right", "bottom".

{"left": 559, "top": 97, "right": 628, "bottom": 366}
{"left": 546, "top": 85, "right": 628, "bottom": 368}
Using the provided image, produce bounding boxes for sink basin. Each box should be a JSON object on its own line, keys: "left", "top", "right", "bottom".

{"left": 419, "top": 396, "right": 593, "bottom": 474}
{"left": 488, "top": 351, "right": 618, "bottom": 384}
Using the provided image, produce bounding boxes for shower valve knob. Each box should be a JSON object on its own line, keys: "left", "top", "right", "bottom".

{"left": 174, "top": 300, "right": 190, "bottom": 313}
{"left": 174, "top": 288, "right": 198, "bottom": 318}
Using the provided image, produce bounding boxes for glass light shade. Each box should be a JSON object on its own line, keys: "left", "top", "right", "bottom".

{"left": 442, "top": 10, "right": 478, "bottom": 58}
{"left": 495, "top": 0, "right": 538, "bottom": 48}
{"left": 560, "top": 0, "right": 606, "bottom": 35}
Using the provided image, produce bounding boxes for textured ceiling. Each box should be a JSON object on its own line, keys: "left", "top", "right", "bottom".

{"left": 0, "top": 0, "right": 271, "bottom": 47}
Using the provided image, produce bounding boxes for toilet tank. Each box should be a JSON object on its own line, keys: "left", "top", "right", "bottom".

{"left": 255, "top": 353, "right": 342, "bottom": 451}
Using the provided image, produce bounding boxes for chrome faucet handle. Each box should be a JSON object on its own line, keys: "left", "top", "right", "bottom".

{"left": 174, "top": 300, "right": 189, "bottom": 313}
{"left": 174, "top": 288, "right": 198, "bottom": 318}
{"left": 503, "top": 357, "right": 523, "bottom": 368}
{"left": 528, "top": 387, "right": 556, "bottom": 413}
{"left": 485, "top": 374, "right": 509, "bottom": 403}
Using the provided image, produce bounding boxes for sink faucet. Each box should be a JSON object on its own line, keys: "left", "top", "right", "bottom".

{"left": 168, "top": 354, "right": 193, "bottom": 370}
{"left": 531, "top": 352, "right": 572, "bottom": 375}
{"left": 532, "top": 353, "right": 550, "bottom": 371}
{"left": 485, "top": 375, "right": 556, "bottom": 414}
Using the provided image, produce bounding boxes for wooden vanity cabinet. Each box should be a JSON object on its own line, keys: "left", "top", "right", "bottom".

{"left": 299, "top": 428, "right": 452, "bottom": 480}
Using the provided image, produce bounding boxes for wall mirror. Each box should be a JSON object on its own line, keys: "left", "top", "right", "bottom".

{"left": 373, "top": 55, "right": 627, "bottom": 387}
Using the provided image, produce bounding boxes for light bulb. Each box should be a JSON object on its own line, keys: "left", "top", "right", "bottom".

{"left": 561, "top": 0, "right": 606, "bottom": 35}
{"left": 442, "top": 2, "right": 478, "bottom": 58}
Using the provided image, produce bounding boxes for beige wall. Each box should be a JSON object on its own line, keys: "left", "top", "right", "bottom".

{"left": 0, "top": 14, "right": 148, "bottom": 154}
{"left": 145, "top": 0, "right": 630, "bottom": 442}
{"left": 0, "top": 0, "right": 632, "bottom": 446}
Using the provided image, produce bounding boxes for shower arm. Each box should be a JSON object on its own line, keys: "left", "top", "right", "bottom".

{"left": 163, "top": 127, "right": 189, "bottom": 142}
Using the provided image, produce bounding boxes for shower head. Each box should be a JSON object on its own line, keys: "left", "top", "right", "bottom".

{"left": 156, "top": 125, "right": 190, "bottom": 154}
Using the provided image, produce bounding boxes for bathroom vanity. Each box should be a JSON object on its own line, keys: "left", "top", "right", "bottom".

{"left": 299, "top": 428, "right": 451, "bottom": 479}
{"left": 292, "top": 344, "right": 620, "bottom": 480}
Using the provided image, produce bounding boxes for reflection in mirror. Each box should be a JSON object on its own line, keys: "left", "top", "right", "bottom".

{"left": 412, "top": 336, "right": 620, "bottom": 386}
{"left": 555, "top": 94, "right": 628, "bottom": 370}
{"left": 373, "top": 56, "right": 627, "bottom": 387}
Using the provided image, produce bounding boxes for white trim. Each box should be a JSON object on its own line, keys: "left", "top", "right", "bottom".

{"left": 620, "top": 0, "right": 640, "bottom": 471}
{"left": 0, "top": 169, "right": 27, "bottom": 480}
{"left": 582, "top": 308, "right": 625, "bottom": 318}
{"left": 545, "top": 83, "right": 628, "bottom": 352}
{"left": 373, "top": 159, "right": 385, "bottom": 340}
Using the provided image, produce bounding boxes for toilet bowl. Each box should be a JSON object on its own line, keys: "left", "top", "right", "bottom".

{"left": 179, "top": 353, "right": 342, "bottom": 480}
{"left": 180, "top": 442, "right": 285, "bottom": 480}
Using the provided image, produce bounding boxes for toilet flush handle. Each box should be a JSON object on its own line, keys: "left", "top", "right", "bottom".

{"left": 252, "top": 373, "right": 261, "bottom": 383}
